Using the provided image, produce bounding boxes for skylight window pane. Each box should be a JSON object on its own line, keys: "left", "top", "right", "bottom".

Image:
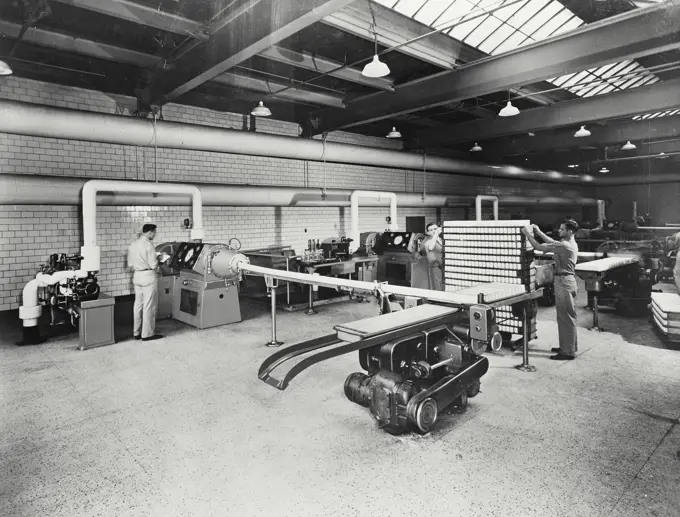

{"left": 618, "top": 75, "right": 647, "bottom": 90}
{"left": 642, "top": 114, "right": 652, "bottom": 119}
{"left": 437, "top": 0, "right": 475, "bottom": 27}
{"left": 597, "top": 62, "right": 625, "bottom": 80}
{"left": 449, "top": 15, "right": 487, "bottom": 41}
{"left": 646, "top": 76, "right": 660, "bottom": 85}
{"left": 633, "top": 115, "right": 641, "bottom": 120}
{"left": 414, "top": 0, "right": 456, "bottom": 26}
{"left": 593, "top": 84, "right": 616, "bottom": 95}
{"left": 394, "top": 0, "right": 428, "bottom": 17}
{"left": 649, "top": 112, "right": 663, "bottom": 119}
{"left": 577, "top": 81, "right": 606, "bottom": 97}
{"left": 517, "top": 1, "right": 560, "bottom": 38}
{"left": 492, "top": 0, "right": 529, "bottom": 22}
{"left": 490, "top": 30, "right": 528, "bottom": 53}
{"left": 530, "top": 8, "right": 573, "bottom": 41}
{"left": 464, "top": 14, "right": 503, "bottom": 47}
{"left": 551, "top": 72, "right": 575, "bottom": 87}
{"left": 505, "top": 0, "right": 545, "bottom": 30}
{"left": 562, "top": 70, "right": 591, "bottom": 88}
{"left": 550, "top": 15, "right": 582, "bottom": 36}
{"left": 478, "top": 22, "right": 516, "bottom": 53}
{"left": 375, "top": 0, "right": 399, "bottom": 7}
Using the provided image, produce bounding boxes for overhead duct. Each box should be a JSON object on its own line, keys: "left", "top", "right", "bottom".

{"left": 0, "top": 99, "right": 596, "bottom": 185}
{"left": 0, "top": 174, "right": 600, "bottom": 208}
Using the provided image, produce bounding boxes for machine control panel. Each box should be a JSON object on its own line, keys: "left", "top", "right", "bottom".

{"left": 169, "top": 242, "right": 206, "bottom": 270}
{"left": 468, "top": 304, "right": 494, "bottom": 341}
{"left": 380, "top": 232, "right": 416, "bottom": 252}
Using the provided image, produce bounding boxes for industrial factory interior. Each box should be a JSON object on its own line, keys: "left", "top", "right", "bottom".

{"left": 2, "top": 0, "right": 680, "bottom": 515}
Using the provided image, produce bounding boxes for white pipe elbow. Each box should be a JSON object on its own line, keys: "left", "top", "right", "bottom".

{"left": 475, "top": 195, "right": 499, "bottom": 221}
{"left": 19, "top": 278, "right": 43, "bottom": 326}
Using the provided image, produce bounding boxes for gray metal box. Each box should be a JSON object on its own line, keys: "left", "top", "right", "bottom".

{"left": 77, "top": 293, "right": 116, "bottom": 350}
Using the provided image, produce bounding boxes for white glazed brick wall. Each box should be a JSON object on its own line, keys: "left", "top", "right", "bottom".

{"left": 0, "top": 77, "right": 590, "bottom": 310}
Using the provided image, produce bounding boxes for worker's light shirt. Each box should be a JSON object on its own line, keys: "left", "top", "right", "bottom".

{"left": 543, "top": 238, "right": 578, "bottom": 275}
{"left": 127, "top": 236, "right": 158, "bottom": 271}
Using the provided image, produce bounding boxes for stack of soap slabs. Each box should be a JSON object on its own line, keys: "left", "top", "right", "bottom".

{"left": 442, "top": 220, "right": 537, "bottom": 340}
{"left": 650, "top": 292, "right": 680, "bottom": 344}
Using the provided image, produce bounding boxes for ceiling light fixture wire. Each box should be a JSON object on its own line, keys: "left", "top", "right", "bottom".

{"left": 269, "top": 0, "right": 520, "bottom": 98}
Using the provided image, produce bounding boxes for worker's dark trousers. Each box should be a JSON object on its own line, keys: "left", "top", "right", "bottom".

{"left": 429, "top": 261, "right": 444, "bottom": 291}
{"left": 555, "top": 276, "right": 578, "bottom": 356}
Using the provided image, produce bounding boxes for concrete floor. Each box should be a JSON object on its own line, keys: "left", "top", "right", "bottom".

{"left": 1, "top": 279, "right": 680, "bottom": 517}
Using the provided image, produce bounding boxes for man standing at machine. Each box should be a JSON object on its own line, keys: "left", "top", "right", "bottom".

{"left": 127, "top": 223, "right": 165, "bottom": 341}
{"left": 522, "top": 220, "right": 580, "bottom": 360}
{"left": 420, "top": 222, "right": 444, "bottom": 291}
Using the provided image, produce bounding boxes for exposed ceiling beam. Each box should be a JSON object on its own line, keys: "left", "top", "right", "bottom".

{"left": 0, "top": 19, "right": 159, "bottom": 67}
{"left": 213, "top": 72, "right": 345, "bottom": 107}
{"left": 312, "top": 2, "right": 680, "bottom": 134}
{"left": 258, "top": 45, "right": 394, "bottom": 91}
{"left": 492, "top": 115, "right": 680, "bottom": 158}
{"left": 595, "top": 138, "right": 680, "bottom": 164}
{"left": 0, "top": 20, "right": 340, "bottom": 108}
{"left": 321, "top": 1, "right": 561, "bottom": 107}
{"left": 146, "top": 0, "right": 355, "bottom": 105}
{"left": 51, "top": 0, "right": 208, "bottom": 40}
{"left": 412, "top": 78, "right": 680, "bottom": 147}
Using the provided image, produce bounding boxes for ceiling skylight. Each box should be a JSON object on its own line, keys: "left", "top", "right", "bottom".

{"left": 375, "top": 0, "right": 659, "bottom": 98}
{"left": 632, "top": 109, "right": 680, "bottom": 121}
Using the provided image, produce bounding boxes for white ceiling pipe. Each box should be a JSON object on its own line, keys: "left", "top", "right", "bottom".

{"left": 0, "top": 174, "right": 601, "bottom": 207}
{"left": 475, "top": 195, "right": 499, "bottom": 221}
{"left": 81, "top": 179, "right": 204, "bottom": 272}
{"left": 350, "top": 190, "right": 397, "bottom": 253}
{"left": 0, "top": 98, "right": 594, "bottom": 185}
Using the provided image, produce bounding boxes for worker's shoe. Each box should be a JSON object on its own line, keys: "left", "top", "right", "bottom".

{"left": 551, "top": 347, "right": 562, "bottom": 353}
{"left": 142, "top": 334, "right": 163, "bottom": 341}
{"left": 134, "top": 335, "right": 141, "bottom": 340}
{"left": 550, "top": 353, "right": 575, "bottom": 361}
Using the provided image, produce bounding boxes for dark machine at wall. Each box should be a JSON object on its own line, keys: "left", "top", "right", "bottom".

{"left": 18, "top": 252, "right": 109, "bottom": 348}
{"left": 259, "top": 300, "right": 498, "bottom": 434}
{"left": 373, "top": 231, "right": 430, "bottom": 289}
{"left": 158, "top": 241, "right": 243, "bottom": 329}
{"left": 37, "top": 253, "right": 101, "bottom": 326}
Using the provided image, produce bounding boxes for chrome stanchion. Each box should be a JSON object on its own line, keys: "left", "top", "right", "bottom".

{"left": 305, "top": 284, "right": 318, "bottom": 315}
{"left": 516, "top": 302, "right": 536, "bottom": 372}
{"left": 265, "top": 276, "right": 283, "bottom": 347}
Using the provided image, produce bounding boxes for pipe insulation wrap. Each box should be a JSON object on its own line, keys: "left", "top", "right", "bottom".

{"left": 0, "top": 174, "right": 600, "bottom": 208}
{"left": 0, "top": 99, "right": 598, "bottom": 184}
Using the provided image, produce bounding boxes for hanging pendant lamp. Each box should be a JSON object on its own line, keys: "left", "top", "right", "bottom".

{"left": 362, "top": 27, "right": 390, "bottom": 78}
{"left": 621, "top": 141, "right": 636, "bottom": 150}
{"left": 251, "top": 101, "right": 271, "bottom": 117}
{"left": 470, "top": 143, "right": 482, "bottom": 152}
{"left": 574, "top": 126, "right": 591, "bottom": 138}
{"left": 0, "top": 60, "right": 13, "bottom": 76}
{"left": 386, "top": 127, "right": 401, "bottom": 139}
{"left": 499, "top": 101, "right": 520, "bottom": 117}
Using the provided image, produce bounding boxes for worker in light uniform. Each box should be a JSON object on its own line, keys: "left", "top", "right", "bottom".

{"left": 420, "top": 222, "right": 444, "bottom": 291}
{"left": 127, "top": 223, "right": 164, "bottom": 341}
{"left": 670, "top": 231, "right": 680, "bottom": 294}
{"left": 522, "top": 220, "right": 579, "bottom": 360}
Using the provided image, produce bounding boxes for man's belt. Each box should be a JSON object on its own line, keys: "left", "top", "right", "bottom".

{"left": 555, "top": 272, "right": 574, "bottom": 276}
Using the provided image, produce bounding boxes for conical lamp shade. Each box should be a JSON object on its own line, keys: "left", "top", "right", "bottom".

{"left": 574, "top": 125, "right": 591, "bottom": 138}
{"left": 470, "top": 143, "right": 482, "bottom": 152}
{"left": 0, "top": 60, "right": 13, "bottom": 76}
{"left": 386, "top": 127, "right": 401, "bottom": 139}
{"left": 251, "top": 101, "right": 271, "bottom": 117}
{"left": 362, "top": 55, "right": 390, "bottom": 78}
{"left": 499, "top": 101, "right": 519, "bottom": 117}
{"left": 621, "top": 141, "right": 636, "bottom": 150}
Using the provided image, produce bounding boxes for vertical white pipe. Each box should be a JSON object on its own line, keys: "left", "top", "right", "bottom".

{"left": 475, "top": 196, "right": 499, "bottom": 221}
{"left": 349, "top": 190, "right": 398, "bottom": 252}
{"left": 81, "top": 179, "right": 205, "bottom": 272}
